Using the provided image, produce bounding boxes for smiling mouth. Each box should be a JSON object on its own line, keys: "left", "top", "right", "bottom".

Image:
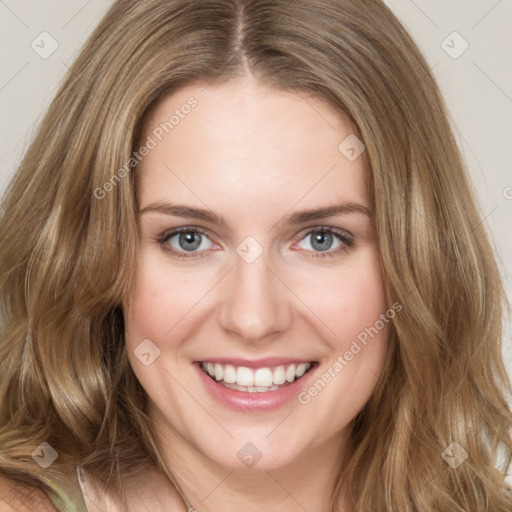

{"left": 199, "top": 361, "right": 317, "bottom": 393}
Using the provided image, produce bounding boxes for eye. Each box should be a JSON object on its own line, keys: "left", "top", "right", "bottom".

{"left": 293, "top": 227, "right": 354, "bottom": 258}
{"left": 156, "top": 225, "right": 354, "bottom": 260}
{"left": 157, "top": 227, "right": 215, "bottom": 259}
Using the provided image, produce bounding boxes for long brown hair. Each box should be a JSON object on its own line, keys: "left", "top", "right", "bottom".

{"left": 1, "top": 0, "right": 511, "bottom": 510}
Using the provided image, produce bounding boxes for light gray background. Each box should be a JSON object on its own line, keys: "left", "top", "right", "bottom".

{"left": 1, "top": 2, "right": 511, "bottom": 382}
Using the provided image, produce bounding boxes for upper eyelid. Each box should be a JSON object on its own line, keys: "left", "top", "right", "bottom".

{"left": 296, "top": 225, "right": 353, "bottom": 238}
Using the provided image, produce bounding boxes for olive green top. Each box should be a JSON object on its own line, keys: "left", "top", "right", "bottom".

{"left": 45, "top": 466, "right": 89, "bottom": 512}
{"left": 44, "top": 464, "right": 196, "bottom": 511}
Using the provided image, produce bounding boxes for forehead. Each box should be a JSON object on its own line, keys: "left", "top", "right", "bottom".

{"left": 136, "top": 77, "right": 368, "bottom": 214}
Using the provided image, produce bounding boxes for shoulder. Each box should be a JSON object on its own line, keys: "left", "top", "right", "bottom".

{"left": 81, "top": 466, "right": 188, "bottom": 511}
{"left": 0, "top": 473, "right": 57, "bottom": 512}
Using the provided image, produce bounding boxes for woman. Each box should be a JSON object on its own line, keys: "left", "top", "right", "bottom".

{"left": 1, "top": 0, "right": 511, "bottom": 510}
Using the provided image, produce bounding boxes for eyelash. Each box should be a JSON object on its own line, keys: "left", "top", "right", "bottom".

{"left": 155, "top": 226, "right": 354, "bottom": 260}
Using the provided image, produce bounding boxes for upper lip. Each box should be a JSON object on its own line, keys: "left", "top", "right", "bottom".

{"left": 195, "top": 357, "right": 316, "bottom": 368}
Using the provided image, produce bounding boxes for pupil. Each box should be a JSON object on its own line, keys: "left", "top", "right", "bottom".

{"left": 312, "top": 230, "right": 332, "bottom": 252}
{"left": 179, "top": 231, "right": 201, "bottom": 251}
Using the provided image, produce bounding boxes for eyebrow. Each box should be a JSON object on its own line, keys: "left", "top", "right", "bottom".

{"left": 139, "top": 201, "right": 372, "bottom": 226}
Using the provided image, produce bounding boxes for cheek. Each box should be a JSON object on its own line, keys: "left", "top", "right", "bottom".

{"left": 295, "top": 252, "right": 390, "bottom": 419}
{"left": 296, "top": 248, "right": 388, "bottom": 349}
{"left": 123, "top": 253, "right": 201, "bottom": 347}
{"left": 125, "top": 245, "right": 388, "bottom": 356}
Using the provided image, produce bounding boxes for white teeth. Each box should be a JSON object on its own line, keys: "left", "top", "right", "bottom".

{"left": 236, "top": 366, "right": 254, "bottom": 387}
{"left": 221, "top": 382, "right": 280, "bottom": 392}
{"left": 296, "top": 363, "right": 310, "bottom": 378}
{"left": 214, "top": 363, "right": 223, "bottom": 381}
{"left": 201, "top": 361, "right": 313, "bottom": 390}
{"left": 272, "top": 366, "right": 286, "bottom": 385}
{"left": 223, "top": 364, "right": 236, "bottom": 384}
{"left": 285, "top": 364, "right": 296, "bottom": 382}
{"left": 254, "top": 368, "right": 273, "bottom": 387}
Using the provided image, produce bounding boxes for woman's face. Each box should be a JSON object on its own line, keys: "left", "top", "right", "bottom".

{"left": 124, "top": 76, "right": 391, "bottom": 472}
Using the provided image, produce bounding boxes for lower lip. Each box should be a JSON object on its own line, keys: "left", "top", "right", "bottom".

{"left": 194, "top": 363, "right": 317, "bottom": 412}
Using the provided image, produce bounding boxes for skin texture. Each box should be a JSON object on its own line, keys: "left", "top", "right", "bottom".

{"left": 79, "top": 468, "right": 184, "bottom": 511}
{"left": 122, "top": 75, "right": 391, "bottom": 511}
{"left": 0, "top": 474, "right": 57, "bottom": 512}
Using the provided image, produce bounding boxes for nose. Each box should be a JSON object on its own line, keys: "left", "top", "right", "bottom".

{"left": 218, "top": 248, "right": 293, "bottom": 344}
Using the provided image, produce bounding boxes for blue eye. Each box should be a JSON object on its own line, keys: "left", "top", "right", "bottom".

{"left": 302, "top": 229, "right": 341, "bottom": 251}
{"left": 157, "top": 227, "right": 213, "bottom": 259}
{"left": 294, "top": 227, "right": 354, "bottom": 258}
{"left": 156, "top": 226, "right": 353, "bottom": 260}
